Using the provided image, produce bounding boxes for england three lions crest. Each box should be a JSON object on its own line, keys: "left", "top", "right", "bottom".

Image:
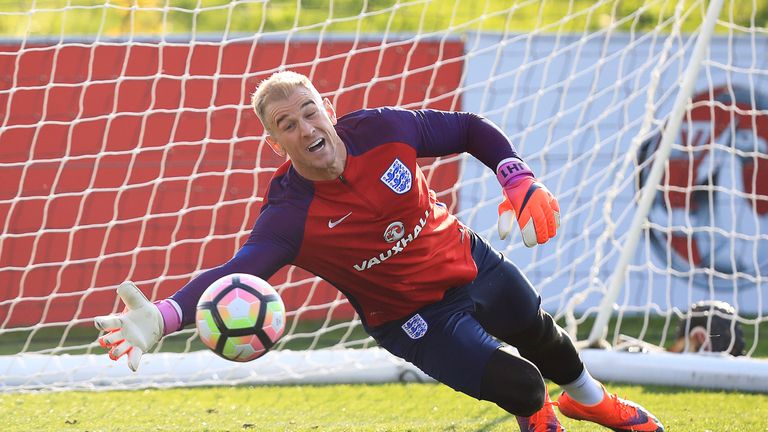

{"left": 381, "top": 158, "right": 412, "bottom": 194}
{"left": 401, "top": 313, "right": 428, "bottom": 339}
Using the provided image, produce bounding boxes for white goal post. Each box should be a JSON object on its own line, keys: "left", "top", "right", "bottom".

{"left": 2, "top": 0, "right": 767, "bottom": 392}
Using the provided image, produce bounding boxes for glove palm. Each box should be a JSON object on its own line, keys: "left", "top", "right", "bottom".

{"left": 94, "top": 281, "right": 163, "bottom": 372}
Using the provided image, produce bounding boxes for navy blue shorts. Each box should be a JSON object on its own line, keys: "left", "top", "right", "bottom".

{"left": 366, "top": 230, "right": 541, "bottom": 399}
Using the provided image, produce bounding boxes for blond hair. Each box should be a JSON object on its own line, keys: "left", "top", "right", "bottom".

{"left": 251, "top": 71, "right": 322, "bottom": 132}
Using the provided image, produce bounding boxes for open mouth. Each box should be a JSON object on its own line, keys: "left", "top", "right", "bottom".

{"left": 307, "top": 138, "right": 326, "bottom": 153}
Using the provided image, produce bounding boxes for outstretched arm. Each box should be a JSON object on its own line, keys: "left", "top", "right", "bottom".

{"left": 95, "top": 201, "right": 298, "bottom": 371}
{"left": 169, "top": 241, "right": 290, "bottom": 329}
{"left": 94, "top": 241, "right": 291, "bottom": 371}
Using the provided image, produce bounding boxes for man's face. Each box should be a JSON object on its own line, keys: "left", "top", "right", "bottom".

{"left": 264, "top": 86, "right": 345, "bottom": 181}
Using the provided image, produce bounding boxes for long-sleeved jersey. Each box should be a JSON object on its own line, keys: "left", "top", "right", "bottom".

{"left": 171, "top": 107, "right": 521, "bottom": 328}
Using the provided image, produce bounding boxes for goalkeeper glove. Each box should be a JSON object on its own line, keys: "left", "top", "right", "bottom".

{"left": 496, "top": 158, "right": 560, "bottom": 247}
{"left": 94, "top": 281, "right": 165, "bottom": 372}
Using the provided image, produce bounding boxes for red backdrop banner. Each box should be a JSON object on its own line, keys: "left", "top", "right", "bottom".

{"left": 0, "top": 38, "right": 464, "bottom": 326}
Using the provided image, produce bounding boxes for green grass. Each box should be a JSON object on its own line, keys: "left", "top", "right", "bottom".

{"left": 2, "top": 317, "right": 767, "bottom": 430}
{"left": 1, "top": 382, "right": 767, "bottom": 431}
{"left": 1, "top": 0, "right": 766, "bottom": 38}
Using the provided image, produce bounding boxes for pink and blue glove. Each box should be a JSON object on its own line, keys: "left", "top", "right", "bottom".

{"left": 496, "top": 157, "right": 560, "bottom": 247}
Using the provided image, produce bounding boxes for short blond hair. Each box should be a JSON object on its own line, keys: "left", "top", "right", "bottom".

{"left": 251, "top": 71, "right": 322, "bottom": 132}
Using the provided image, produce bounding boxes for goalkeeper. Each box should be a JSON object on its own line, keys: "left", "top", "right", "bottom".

{"left": 95, "top": 71, "right": 664, "bottom": 432}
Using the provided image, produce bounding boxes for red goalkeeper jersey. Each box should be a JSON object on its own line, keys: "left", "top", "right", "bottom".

{"left": 171, "top": 107, "right": 521, "bottom": 328}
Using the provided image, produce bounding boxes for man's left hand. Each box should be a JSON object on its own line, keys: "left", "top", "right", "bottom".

{"left": 498, "top": 177, "right": 560, "bottom": 247}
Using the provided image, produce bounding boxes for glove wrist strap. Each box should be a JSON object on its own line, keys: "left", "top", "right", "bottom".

{"left": 155, "top": 299, "right": 182, "bottom": 336}
{"left": 496, "top": 157, "right": 534, "bottom": 188}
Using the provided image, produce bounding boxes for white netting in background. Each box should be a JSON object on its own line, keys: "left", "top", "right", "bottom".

{"left": 1, "top": 0, "right": 766, "bottom": 391}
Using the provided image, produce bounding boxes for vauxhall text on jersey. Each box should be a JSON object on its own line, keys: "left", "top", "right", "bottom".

{"left": 353, "top": 209, "right": 430, "bottom": 272}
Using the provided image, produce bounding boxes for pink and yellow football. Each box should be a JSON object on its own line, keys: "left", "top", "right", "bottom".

{"left": 196, "top": 273, "right": 286, "bottom": 362}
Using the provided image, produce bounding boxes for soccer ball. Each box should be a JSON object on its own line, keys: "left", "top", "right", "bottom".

{"left": 196, "top": 273, "right": 286, "bottom": 362}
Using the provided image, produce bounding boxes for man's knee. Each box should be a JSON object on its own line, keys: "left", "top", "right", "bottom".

{"left": 479, "top": 346, "right": 546, "bottom": 417}
{"left": 505, "top": 308, "right": 584, "bottom": 384}
{"left": 499, "top": 308, "right": 556, "bottom": 348}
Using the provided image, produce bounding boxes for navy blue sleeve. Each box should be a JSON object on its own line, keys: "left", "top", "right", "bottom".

{"left": 170, "top": 200, "right": 301, "bottom": 328}
{"left": 384, "top": 108, "right": 522, "bottom": 171}
{"left": 169, "top": 239, "right": 292, "bottom": 328}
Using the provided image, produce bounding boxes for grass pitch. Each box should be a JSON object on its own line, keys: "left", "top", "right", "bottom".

{"left": 2, "top": 382, "right": 767, "bottom": 431}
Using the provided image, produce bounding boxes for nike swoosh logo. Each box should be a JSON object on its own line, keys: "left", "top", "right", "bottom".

{"left": 328, "top": 212, "right": 352, "bottom": 228}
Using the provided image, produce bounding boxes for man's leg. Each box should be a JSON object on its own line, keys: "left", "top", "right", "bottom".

{"left": 465, "top": 231, "right": 583, "bottom": 386}
{"left": 466, "top": 232, "right": 664, "bottom": 432}
{"left": 367, "top": 287, "right": 548, "bottom": 418}
{"left": 480, "top": 346, "right": 547, "bottom": 417}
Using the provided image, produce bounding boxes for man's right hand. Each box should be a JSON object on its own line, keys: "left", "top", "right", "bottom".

{"left": 94, "top": 281, "right": 164, "bottom": 372}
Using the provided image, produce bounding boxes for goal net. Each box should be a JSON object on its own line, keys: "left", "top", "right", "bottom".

{"left": 2, "top": 0, "right": 767, "bottom": 392}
